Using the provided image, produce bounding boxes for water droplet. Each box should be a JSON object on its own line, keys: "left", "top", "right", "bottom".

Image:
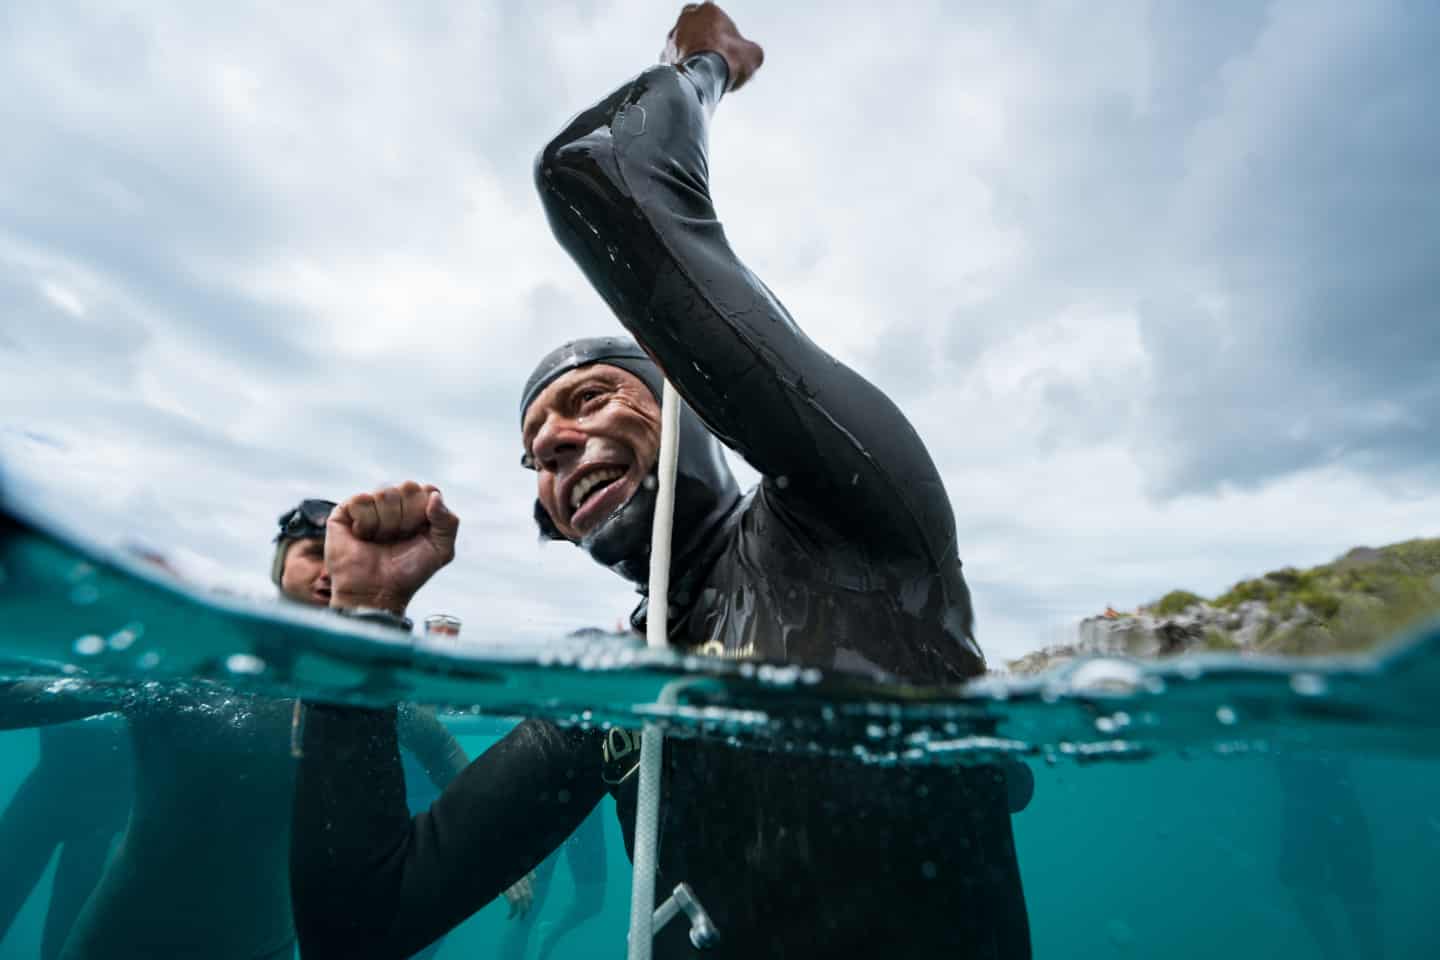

{"left": 775, "top": 475, "right": 790, "bottom": 489}
{"left": 69, "top": 584, "right": 100, "bottom": 606}
{"left": 225, "top": 653, "right": 266, "bottom": 675}
{"left": 1094, "top": 711, "right": 1131, "bottom": 734}
{"left": 1289, "top": 673, "right": 1327, "bottom": 697}
{"left": 107, "top": 628, "right": 138, "bottom": 651}
{"left": 1216, "top": 705, "right": 1238, "bottom": 726}
{"left": 73, "top": 635, "right": 104, "bottom": 656}
{"left": 1067, "top": 658, "right": 1142, "bottom": 696}
{"left": 642, "top": 475, "right": 657, "bottom": 490}
{"left": 1176, "top": 659, "right": 1203, "bottom": 680}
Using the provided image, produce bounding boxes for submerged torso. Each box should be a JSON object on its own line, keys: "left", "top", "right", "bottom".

{"left": 60, "top": 687, "right": 297, "bottom": 960}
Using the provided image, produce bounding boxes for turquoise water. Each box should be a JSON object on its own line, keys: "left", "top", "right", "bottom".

{"left": 2, "top": 506, "right": 1438, "bottom": 957}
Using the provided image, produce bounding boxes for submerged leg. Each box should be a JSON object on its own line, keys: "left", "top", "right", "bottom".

{"left": 0, "top": 770, "right": 65, "bottom": 945}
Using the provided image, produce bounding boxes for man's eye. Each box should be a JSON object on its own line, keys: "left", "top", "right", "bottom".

{"left": 578, "top": 388, "right": 604, "bottom": 405}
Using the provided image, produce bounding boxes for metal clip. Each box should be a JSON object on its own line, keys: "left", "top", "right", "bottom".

{"left": 652, "top": 883, "right": 719, "bottom": 949}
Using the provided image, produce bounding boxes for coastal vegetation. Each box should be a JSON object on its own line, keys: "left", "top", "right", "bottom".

{"left": 1007, "top": 537, "right": 1440, "bottom": 673}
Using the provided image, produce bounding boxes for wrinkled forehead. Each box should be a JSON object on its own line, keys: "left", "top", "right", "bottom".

{"left": 520, "top": 362, "right": 637, "bottom": 435}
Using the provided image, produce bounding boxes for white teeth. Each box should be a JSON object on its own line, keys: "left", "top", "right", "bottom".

{"left": 570, "top": 468, "right": 625, "bottom": 510}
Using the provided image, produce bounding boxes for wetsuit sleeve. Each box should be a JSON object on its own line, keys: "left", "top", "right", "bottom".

{"left": 395, "top": 703, "right": 469, "bottom": 786}
{"left": 535, "top": 54, "right": 957, "bottom": 564}
{"left": 290, "top": 705, "right": 606, "bottom": 960}
{"left": 0, "top": 681, "right": 121, "bottom": 730}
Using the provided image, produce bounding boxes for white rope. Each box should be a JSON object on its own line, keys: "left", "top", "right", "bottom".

{"left": 627, "top": 378, "right": 682, "bottom": 960}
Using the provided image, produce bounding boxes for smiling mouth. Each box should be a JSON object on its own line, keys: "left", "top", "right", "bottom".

{"left": 570, "top": 466, "right": 626, "bottom": 512}
{"left": 567, "top": 465, "right": 638, "bottom": 532}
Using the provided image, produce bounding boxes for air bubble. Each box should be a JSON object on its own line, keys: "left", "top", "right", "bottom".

{"left": 137, "top": 651, "right": 162, "bottom": 670}
{"left": 108, "top": 628, "right": 138, "bottom": 651}
{"left": 1289, "top": 673, "right": 1327, "bottom": 697}
{"left": 73, "top": 635, "right": 104, "bottom": 656}
{"left": 1094, "top": 711, "right": 1131, "bottom": 734}
{"left": 920, "top": 860, "right": 938, "bottom": 880}
{"left": 70, "top": 585, "right": 100, "bottom": 606}
{"left": 1066, "top": 658, "right": 1142, "bottom": 696}
{"left": 775, "top": 475, "right": 790, "bottom": 489}
{"left": 225, "top": 653, "right": 267, "bottom": 675}
{"left": 1216, "top": 705, "right": 1238, "bottom": 726}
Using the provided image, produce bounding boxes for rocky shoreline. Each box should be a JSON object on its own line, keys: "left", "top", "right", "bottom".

{"left": 1007, "top": 537, "right": 1440, "bottom": 674}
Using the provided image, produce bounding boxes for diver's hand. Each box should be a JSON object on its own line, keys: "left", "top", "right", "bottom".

{"left": 661, "top": 2, "right": 764, "bottom": 91}
{"left": 504, "top": 871, "right": 536, "bottom": 919}
{"left": 326, "top": 481, "right": 459, "bottom": 616}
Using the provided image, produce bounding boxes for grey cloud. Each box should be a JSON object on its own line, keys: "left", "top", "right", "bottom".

{"left": 3, "top": 0, "right": 1436, "bottom": 657}
{"left": 1138, "top": 0, "right": 1440, "bottom": 493}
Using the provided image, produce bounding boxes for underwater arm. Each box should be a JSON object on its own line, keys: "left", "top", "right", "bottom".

{"left": 396, "top": 702, "right": 469, "bottom": 787}
{"left": 535, "top": 22, "right": 957, "bottom": 562}
{"left": 535, "top": 804, "right": 609, "bottom": 960}
{"left": 0, "top": 680, "right": 120, "bottom": 731}
{"left": 291, "top": 705, "right": 605, "bottom": 960}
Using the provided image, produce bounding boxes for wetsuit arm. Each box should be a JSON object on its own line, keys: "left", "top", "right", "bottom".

{"left": 396, "top": 702, "right": 469, "bottom": 786}
{"left": 536, "top": 54, "right": 957, "bottom": 563}
{"left": 291, "top": 705, "right": 605, "bottom": 960}
{"left": 0, "top": 681, "right": 120, "bottom": 730}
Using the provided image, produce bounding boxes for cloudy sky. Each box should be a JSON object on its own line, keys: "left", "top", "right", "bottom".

{"left": 1, "top": 0, "right": 1436, "bottom": 662}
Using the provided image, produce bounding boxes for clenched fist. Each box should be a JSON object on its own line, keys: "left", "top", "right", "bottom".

{"left": 325, "top": 481, "right": 460, "bottom": 615}
{"left": 662, "top": 2, "right": 764, "bottom": 92}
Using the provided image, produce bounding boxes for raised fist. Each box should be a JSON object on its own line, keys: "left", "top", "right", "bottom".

{"left": 325, "top": 481, "right": 460, "bottom": 615}
{"left": 662, "top": 2, "right": 764, "bottom": 91}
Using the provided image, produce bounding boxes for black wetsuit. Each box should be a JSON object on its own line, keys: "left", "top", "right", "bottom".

{"left": 292, "top": 53, "right": 1029, "bottom": 959}
{"left": 0, "top": 678, "right": 465, "bottom": 960}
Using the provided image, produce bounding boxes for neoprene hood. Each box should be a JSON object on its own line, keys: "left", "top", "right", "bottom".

{"left": 520, "top": 336, "right": 740, "bottom": 587}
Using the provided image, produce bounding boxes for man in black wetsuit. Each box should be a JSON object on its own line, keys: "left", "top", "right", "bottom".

{"left": 291, "top": 5, "right": 1030, "bottom": 958}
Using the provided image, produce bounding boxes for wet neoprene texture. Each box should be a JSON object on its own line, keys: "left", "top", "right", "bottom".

{"left": 291, "top": 54, "right": 1030, "bottom": 959}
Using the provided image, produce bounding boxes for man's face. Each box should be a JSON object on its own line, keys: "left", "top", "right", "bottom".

{"left": 522, "top": 364, "right": 662, "bottom": 541}
{"left": 279, "top": 537, "right": 331, "bottom": 607}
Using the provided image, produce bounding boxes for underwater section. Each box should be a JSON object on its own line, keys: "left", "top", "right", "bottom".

{"left": 3, "top": 497, "right": 1439, "bottom": 957}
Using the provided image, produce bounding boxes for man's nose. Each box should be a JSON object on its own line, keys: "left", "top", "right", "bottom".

{"left": 531, "top": 416, "right": 587, "bottom": 472}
